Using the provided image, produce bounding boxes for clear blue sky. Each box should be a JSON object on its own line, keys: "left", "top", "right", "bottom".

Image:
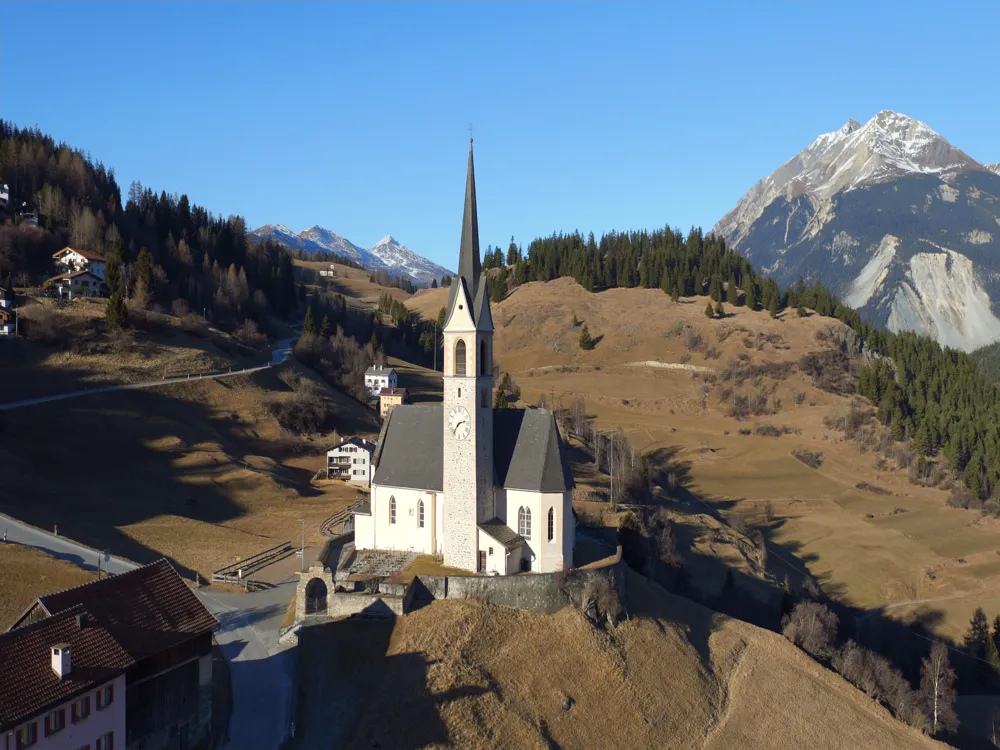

{"left": 2, "top": 1, "right": 997, "bottom": 271}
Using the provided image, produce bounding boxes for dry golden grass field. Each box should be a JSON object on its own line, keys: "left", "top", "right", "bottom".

{"left": 412, "top": 278, "right": 1000, "bottom": 642}
{"left": 0, "top": 544, "right": 95, "bottom": 629}
{"left": 0, "top": 353, "right": 379, "bottom": 586}
{"left": 293, "top": 260, "right": 412, "bottom": 308}
{"left": 297, "top": 569, "right": 941, "bottom": 750}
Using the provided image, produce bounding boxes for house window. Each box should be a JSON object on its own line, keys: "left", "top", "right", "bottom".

{"left": 548, "top": 507, "right": 555, "bottom": 542}
{"left": 16, "top": 722, "right": 38, "bottom": 748}
{"left": 96, "top": 684, "right": 114, "bottom": 710}
{"left": 44, "top": 708, "right": 66, "bottom": 736}
{"left": 418, "top": 500, "right": 425, "bottom": 528}
{"left": 71, "top": 696, "right": 90, "bottom": 723}
{"left": 455, "top": 340, "right": 466, "bottom": 376}
{"left": 518, "top": 506, "right": 531, "bottom": 538}
{"left": 389, "top": 496, "right": 396, "bottom": 525}
{"left": 96, "top": 733, "right": 114, "bottom": 750}
{"left": 488, "top": 547, "right": 494, "bottom": 556}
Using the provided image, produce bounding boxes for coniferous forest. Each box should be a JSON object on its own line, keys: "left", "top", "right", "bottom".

{"left": 0, "top": 120, "right": 298, "bottom": 329}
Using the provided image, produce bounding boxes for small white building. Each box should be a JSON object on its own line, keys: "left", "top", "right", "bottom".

{"left": 0, "top": 183, "right": 8, "bottom": 210}
{"left": 327, "top": 437, "right": 376, "bottom": 486}
{"left": 364, "top": 365, "right": 397, "bottom": 399}
{"left": 318, "top": 265, "right": 336, "bottom": 278}
{"left": 52, "top": 247, "right": 107, "bottom": 280}
{"left": 51, "top": 270, "right": 103, "bottom": 299}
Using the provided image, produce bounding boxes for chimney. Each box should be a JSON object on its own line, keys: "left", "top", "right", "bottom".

{"left": 51, "top": 644, "right": 72, "bottom": 679}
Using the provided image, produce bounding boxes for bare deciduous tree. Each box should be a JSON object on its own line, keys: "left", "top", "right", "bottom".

{"left": 920, "top": 641, "right": 958, "bottom": 735}
{"left": 782, "top": 601, "right": 839, "bottom": 660}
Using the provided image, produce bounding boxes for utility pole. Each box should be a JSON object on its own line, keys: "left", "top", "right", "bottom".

{"left": 298, "top": 518, "right": 305, "bottom": 558}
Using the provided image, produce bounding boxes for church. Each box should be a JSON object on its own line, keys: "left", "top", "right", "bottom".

{"left": 353, "top": 140, "right": 576, "bottom": 575}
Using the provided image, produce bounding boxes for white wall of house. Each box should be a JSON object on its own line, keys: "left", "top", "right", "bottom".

{"left": 503, "top": 489, "right": 572, "bottom": 573}
{"left": 356, "top": 485, "right": 444, "bottom": 556}
{"left": 364, "top": 368, "right": 397, "bottom": 398}
{"left": 5, "top": 674, "right": 126, "bottom": 750}
{"left": 327, "top": 442, "right": 373, "bottom": 486}
{"left": 0, "top": 322, "right": 13, "bottom": 336}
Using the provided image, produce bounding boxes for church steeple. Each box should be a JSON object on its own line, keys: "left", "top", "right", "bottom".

{"left": 458, "top": 138, "right": 481, "bottom": 300}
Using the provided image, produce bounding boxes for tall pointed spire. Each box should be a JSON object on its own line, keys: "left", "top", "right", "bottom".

{"left": 458, "top": 138, "right": 481, "bottom": 299}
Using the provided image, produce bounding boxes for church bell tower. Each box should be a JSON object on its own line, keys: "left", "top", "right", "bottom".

{"left": 441, "top": 138, "right": 495, "bottom": 572}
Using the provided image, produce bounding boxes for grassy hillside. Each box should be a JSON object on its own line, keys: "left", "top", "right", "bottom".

{"left": 293, "top": 259, "right": 412, "bottom": 309}
{"left": 296, "top": 570, "right": 941, "bottom": 749}
{"left": 0, "top": 545, "right": 95, "bottom": 630}
{"left": 409, "top": 278, "right": 1000, "bottom": 643}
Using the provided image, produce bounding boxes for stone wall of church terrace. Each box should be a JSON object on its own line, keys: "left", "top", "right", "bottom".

{"left": 404, "top": 546, "right": 625, "bottom": 615}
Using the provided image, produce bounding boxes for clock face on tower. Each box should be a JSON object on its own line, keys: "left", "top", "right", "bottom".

{"left": 448, "top": 405, "right": 471, "bottom": 441}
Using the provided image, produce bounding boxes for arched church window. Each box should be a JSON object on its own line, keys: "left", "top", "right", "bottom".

{"left": 518, "top": 506, "right": 531, "bottom": 538}
{"left": 548, "top": 507, "right": 555, "bottom": 542}
{"left": 418, "top": 500, "right": 425, "bottom": 528}
{"left": 480, "top": 339, "right": 487, "bottom": 375}
{"left": 455, "top": 340, "right": 466, "bottom": 376}
{"left": 389, "top": 496, "right": 396, "bottom": 525}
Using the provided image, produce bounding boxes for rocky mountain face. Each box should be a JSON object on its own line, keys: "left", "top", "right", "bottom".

{"left": 249, "top": 224, "right": 453, "bottom": 286}
{"left": 714, "top": 111, "right": 1000, "bottom": 351}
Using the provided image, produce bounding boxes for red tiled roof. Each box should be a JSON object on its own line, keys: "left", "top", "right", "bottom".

{"left": 35, "top": 559, "right": 218, "bottom": 662}
{"left": 0, "top": 606, "right": 133, "bottom": 730}
{"left": 53, "top": 247, "right": 107, "bottom": 262}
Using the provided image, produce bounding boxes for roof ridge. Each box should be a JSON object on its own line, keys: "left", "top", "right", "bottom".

{"left": 4, "top": 604, "right": 89, "bottom": 638}
{"left": 38, "top": 558, "right": 171, "bottom": 606}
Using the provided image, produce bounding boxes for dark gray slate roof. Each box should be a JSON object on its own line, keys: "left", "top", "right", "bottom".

{"left": 371, "top": 405, "right": 574, "bottom": 493}
{"left": 478, "top": 518, "right": 524, "bottom": 550}
{"left": 493, "top": 408, "right": 575, "bottom": 492}
{"left": 371, "top": 405, "right": 444, "bottom": 491}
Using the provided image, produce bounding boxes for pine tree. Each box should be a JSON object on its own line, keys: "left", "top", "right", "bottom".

{"left": 431, "top": 278, "right": 438, "bottom": 288}
{"left": 705, "top": 302, "right": 715, "bottom": 319}
{"left": 915, "top": 420, "right": 933, "bottom": 457}
{"left": 579, "top": 324, "right": 594, "bottom": 350}
{"left": 891, "top": 406, "right": 906, "bottom": 441}
{"left": 135, "top": 247, "right": 154, "bottom": 297}
{"left": 494, "top": 389, "right": 510, "bottom": 408}
{"left": 572, "top": 312, "right": 580, "bottom": 327}
{"left": 965, "top": 607, "right": 990, "bottom": 656}
{"left": 320, "top": 314, "right": 330, "bottom": 338}
{"left": 744, "top": 280, "right": 757, "bottom": 311}
{"left": 302, "top": 306, "right": 316, "bottom": 334}
{"left": 767, "top": 292, "right": 780, "bottom": 318}
{"left": 781, "top": 575, "right": 794, "bottom": 616}
{"left": 715, "top": 301, "right": 724, "bottom": 318}
{"left": 104, "top": 291, "right": 128, "bottom": 331}
{"left": 709, "top": 275, "right": 722, "bottom": 303}
{"left": 797, "top": 304, "right": 808, "bottom": 318}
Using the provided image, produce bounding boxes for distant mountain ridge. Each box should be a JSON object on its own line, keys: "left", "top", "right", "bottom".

{"left": 249, "top": 224, "right": 453, "bottom": 286}
{"left": 714, "top": 111, "right": 1000, "bottom": 352}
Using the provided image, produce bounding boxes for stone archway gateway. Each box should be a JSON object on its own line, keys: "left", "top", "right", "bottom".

{"left": 305, "top": 577, "right": 328, "bottom": 615}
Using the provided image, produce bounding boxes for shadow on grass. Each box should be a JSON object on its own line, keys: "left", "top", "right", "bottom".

{"left": 293, "top": 602, "right": 484, "bottom": 749}
{"left": 0, "top": 355, "right": 367, "bottom": 584}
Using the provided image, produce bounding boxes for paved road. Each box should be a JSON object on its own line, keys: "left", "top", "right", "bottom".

{"left": 1, "top": 514, "right": 301, "bottom": 750}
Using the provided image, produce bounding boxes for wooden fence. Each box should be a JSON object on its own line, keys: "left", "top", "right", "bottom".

{"left": 211, "top": 541, "right": 295, "bottom": 587}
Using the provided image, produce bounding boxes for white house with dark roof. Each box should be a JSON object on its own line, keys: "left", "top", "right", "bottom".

{"left": 364, "top": 365, "right": 397, "bottom": 399}
{"left": 326, "top": 436, "right": 376, "bottom": 485}
{"left": 52, "top": 247, "right": 107, "bottom": 280}
{"left": 353, "top": 140, "right": 575, "bottom": 575}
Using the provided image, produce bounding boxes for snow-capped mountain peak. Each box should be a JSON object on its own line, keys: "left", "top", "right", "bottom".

{"left": 715, "top": 111, "right": 981, "bottom": 247}
{"left": 248, "top": 223, "right": 454, "bottom": 285}
{"left": 713, "top": 111, "right": 1000, "bottom": 352}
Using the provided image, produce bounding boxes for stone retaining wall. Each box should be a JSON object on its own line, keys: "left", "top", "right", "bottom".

{"left": 404, "top": 546, "right": 625, "bottom": 615}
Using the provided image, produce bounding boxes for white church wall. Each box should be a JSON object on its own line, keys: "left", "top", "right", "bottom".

{"left": 476, "top": 529, "right": 507, "bottom": 575}
{"left": 364, "top": 484, "right": 443, "bottom": 555}
{"left": 355, "top": 511, "right": 375, "bottom": 549}
{"left": 504, "top": 489, "right": 571, "bottom": 573}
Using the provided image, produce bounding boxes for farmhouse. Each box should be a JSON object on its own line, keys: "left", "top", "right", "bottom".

{"left": 379, "top": 387, "right": 408, "bottom": 418}
{"left": 0, "top": 606, "right": 130, "bottom": 750}
{"left": 52, "top": 247, "right": 107, "bottom": 280}
{"left": 327, "top": 436, "right": 376, "bottom": 485}
{"left": 10, "top": 559, "right": 218, "bottom": 750}
{"left": 50, "top": 269, "right": 104, "bottom": 299}
{"left": 354, "top": 140, "right": 576, "bottom": 575}
{"left": 364, "top": 365, "right": 397, "bottom": 398}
